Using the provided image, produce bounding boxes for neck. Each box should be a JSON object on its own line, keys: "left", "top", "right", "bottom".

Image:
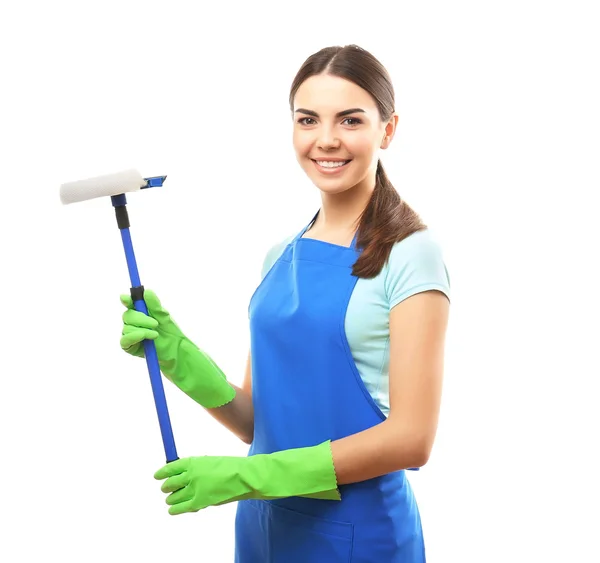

{"left": 316, "top": 175, "right": 377, "bottom": 232}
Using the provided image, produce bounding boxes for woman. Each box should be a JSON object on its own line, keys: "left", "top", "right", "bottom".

{"left": 121, "top": 44, "right": 451, "bottom": 562}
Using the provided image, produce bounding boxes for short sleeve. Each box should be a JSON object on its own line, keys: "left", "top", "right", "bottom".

{"left": 384, "top": 229, "right": 451, "bottom": 309}
{"left": 260, "top": 236, "right": 293, "bottom": 279}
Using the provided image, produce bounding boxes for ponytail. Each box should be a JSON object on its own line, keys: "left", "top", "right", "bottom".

{"left": 352, "top": 161, "right": 426, "bottom": 278}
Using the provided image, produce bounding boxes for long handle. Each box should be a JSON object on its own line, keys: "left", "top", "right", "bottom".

{"left": 111, "top": 194, "right": 179, "bottom": 463}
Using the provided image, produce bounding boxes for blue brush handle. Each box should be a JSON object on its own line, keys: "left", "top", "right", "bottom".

{"left": 111, "top": 193, "right": 178, "bottom": 463}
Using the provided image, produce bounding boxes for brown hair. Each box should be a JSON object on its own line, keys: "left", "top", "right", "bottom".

{"left": 289, "top": 44, "right": 427, "bottom": 278}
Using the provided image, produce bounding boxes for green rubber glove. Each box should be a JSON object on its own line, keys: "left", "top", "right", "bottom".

{"left": 120, "top": 289, "right": 236, "bottom": 409}
{"left": 153, "top": 440, "right": 341, "bottom": 515}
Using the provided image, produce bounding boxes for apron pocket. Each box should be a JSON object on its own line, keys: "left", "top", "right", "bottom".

{"left": 269, "top": 502, "right": 354, "bottom": 562}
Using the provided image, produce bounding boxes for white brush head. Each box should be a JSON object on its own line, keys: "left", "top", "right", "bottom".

{"left": 60, "top": 169, "right": 146, "bottom": 204}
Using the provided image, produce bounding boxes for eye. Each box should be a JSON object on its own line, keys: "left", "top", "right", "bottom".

{"left": 297, "top": 117, "right": 316, "bottom": 125}
{"left": 343, "top": 117, "right": 362, "bottom": 126}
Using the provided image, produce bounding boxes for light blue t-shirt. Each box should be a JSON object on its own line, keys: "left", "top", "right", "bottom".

{"left": 259, "top": 228, "right": 451, "bottom": 417}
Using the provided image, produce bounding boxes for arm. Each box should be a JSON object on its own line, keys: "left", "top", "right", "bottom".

{"left": 153, "top": 291, "right": 450, "bottom": 515}
{"left": 204, "top": 350, "right": 254, "bottom": 444}
{"left": 330, "top": 290, "right": 449, "bottom": 484}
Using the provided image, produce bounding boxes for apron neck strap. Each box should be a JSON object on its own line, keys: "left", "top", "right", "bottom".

{"left": 296, "top": 210, "right": 319, "bottom": 241}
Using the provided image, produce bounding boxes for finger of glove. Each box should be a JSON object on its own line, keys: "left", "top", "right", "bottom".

{"left": 168, "top": 499, "right": 201, "bottom": 515}
{"left": 120, "top": 290, "right": 164, "bottom": 317}
{"left": 143, "top": 291, "right": 176, "bottom": 326}
{"left": 122, "top": 343, "right": 143, "bottom": 358}
{"left": 165, "top": 485, "right": 194, "bottom": 506}
{"left": 166, "top": 487, "right": 195, "bottom": 508}
{"left": 154, "top": 458, "right": 189, "bottom": 480}
{"left": 122, "top": 309, "right": 159, "bottom": 330}
{"left": 122, "top": 290, "right": 173, "bottom": 324}
{"left": 120, "top": 326, "right": 158, "bottom": 349}
{"left": 161, "top": 473, "right": 190, "bottom": 494}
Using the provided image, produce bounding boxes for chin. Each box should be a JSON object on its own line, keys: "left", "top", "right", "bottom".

{"left": 313, "top": 180, "right": 355, "bottom": 195}
{"left": 301, "top": 163, "right": 361, "bottom": 196}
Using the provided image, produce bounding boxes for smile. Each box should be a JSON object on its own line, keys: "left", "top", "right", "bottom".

{"left": 311, "top": 159, "right": 352, "bottom": 174}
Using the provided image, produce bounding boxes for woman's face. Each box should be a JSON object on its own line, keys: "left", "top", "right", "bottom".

{"left": 292, "top": 73, "right": 396, "bottom": 196}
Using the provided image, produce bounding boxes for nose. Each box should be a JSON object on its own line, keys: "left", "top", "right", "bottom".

{"left": 316, "top": 126, "right": 340, "bottom": 150}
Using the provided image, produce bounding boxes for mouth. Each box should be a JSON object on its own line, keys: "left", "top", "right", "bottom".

{"left": 311, "top": 159, "right": 352, "bottom": 174}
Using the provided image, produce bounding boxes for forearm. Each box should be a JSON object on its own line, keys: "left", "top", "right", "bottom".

{"left": 330, "top": 419, "right": 430, "bottom": 485}
{"left": 204, "top": 383, "right": 254, "bottom": 444}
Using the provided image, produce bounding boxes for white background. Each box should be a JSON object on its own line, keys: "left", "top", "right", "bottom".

{"left": 1, "top": 1, "right": 599, "bottom": 561}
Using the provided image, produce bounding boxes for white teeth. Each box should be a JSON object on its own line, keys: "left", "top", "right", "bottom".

{"left": 315, "top": 160, "right": 348, "bottom": 168}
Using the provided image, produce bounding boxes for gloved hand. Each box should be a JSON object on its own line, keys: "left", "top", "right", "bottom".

{"left": 120, "top": 289, "right": 236, "bottom": 409}
{"left": 153, "top": 440, "right": 341, "bottom": 515}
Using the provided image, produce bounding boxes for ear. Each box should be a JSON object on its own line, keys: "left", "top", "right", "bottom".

{"left": 381, "top": 113, "right": 399, "bottom": 149}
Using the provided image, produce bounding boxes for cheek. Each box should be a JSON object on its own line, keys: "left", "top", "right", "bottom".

{"left": 292, "top": 130, "right": 311, "bottom": 157}
{"left": 345, "top": 135, "right": 378, "bottom": 158}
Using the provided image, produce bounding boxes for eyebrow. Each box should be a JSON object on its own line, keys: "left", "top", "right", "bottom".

{"left": 294, "top": 108, "right": 366, "bottom": 118}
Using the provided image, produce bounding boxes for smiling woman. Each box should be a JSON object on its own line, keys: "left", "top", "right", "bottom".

{"left": 122, "top": 44, "right": 450, "bottom": 563}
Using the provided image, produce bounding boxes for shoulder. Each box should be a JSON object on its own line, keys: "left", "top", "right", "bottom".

{"left": 388, "top": 228, "right": 446, "bottom": 264}
{"left": 260, "top": 233, "right": 295, "bottom": 279}
{"left": 383, "top": 228, "right": 451, "bottom": 307}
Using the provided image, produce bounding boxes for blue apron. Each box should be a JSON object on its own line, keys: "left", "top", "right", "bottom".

{"left": 234, "top": 215, "right": 426, "bottom": 562}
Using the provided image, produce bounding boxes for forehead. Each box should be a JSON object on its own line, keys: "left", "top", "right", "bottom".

{"left": 293, "top": 74, "right": 378, "bottom": 114}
